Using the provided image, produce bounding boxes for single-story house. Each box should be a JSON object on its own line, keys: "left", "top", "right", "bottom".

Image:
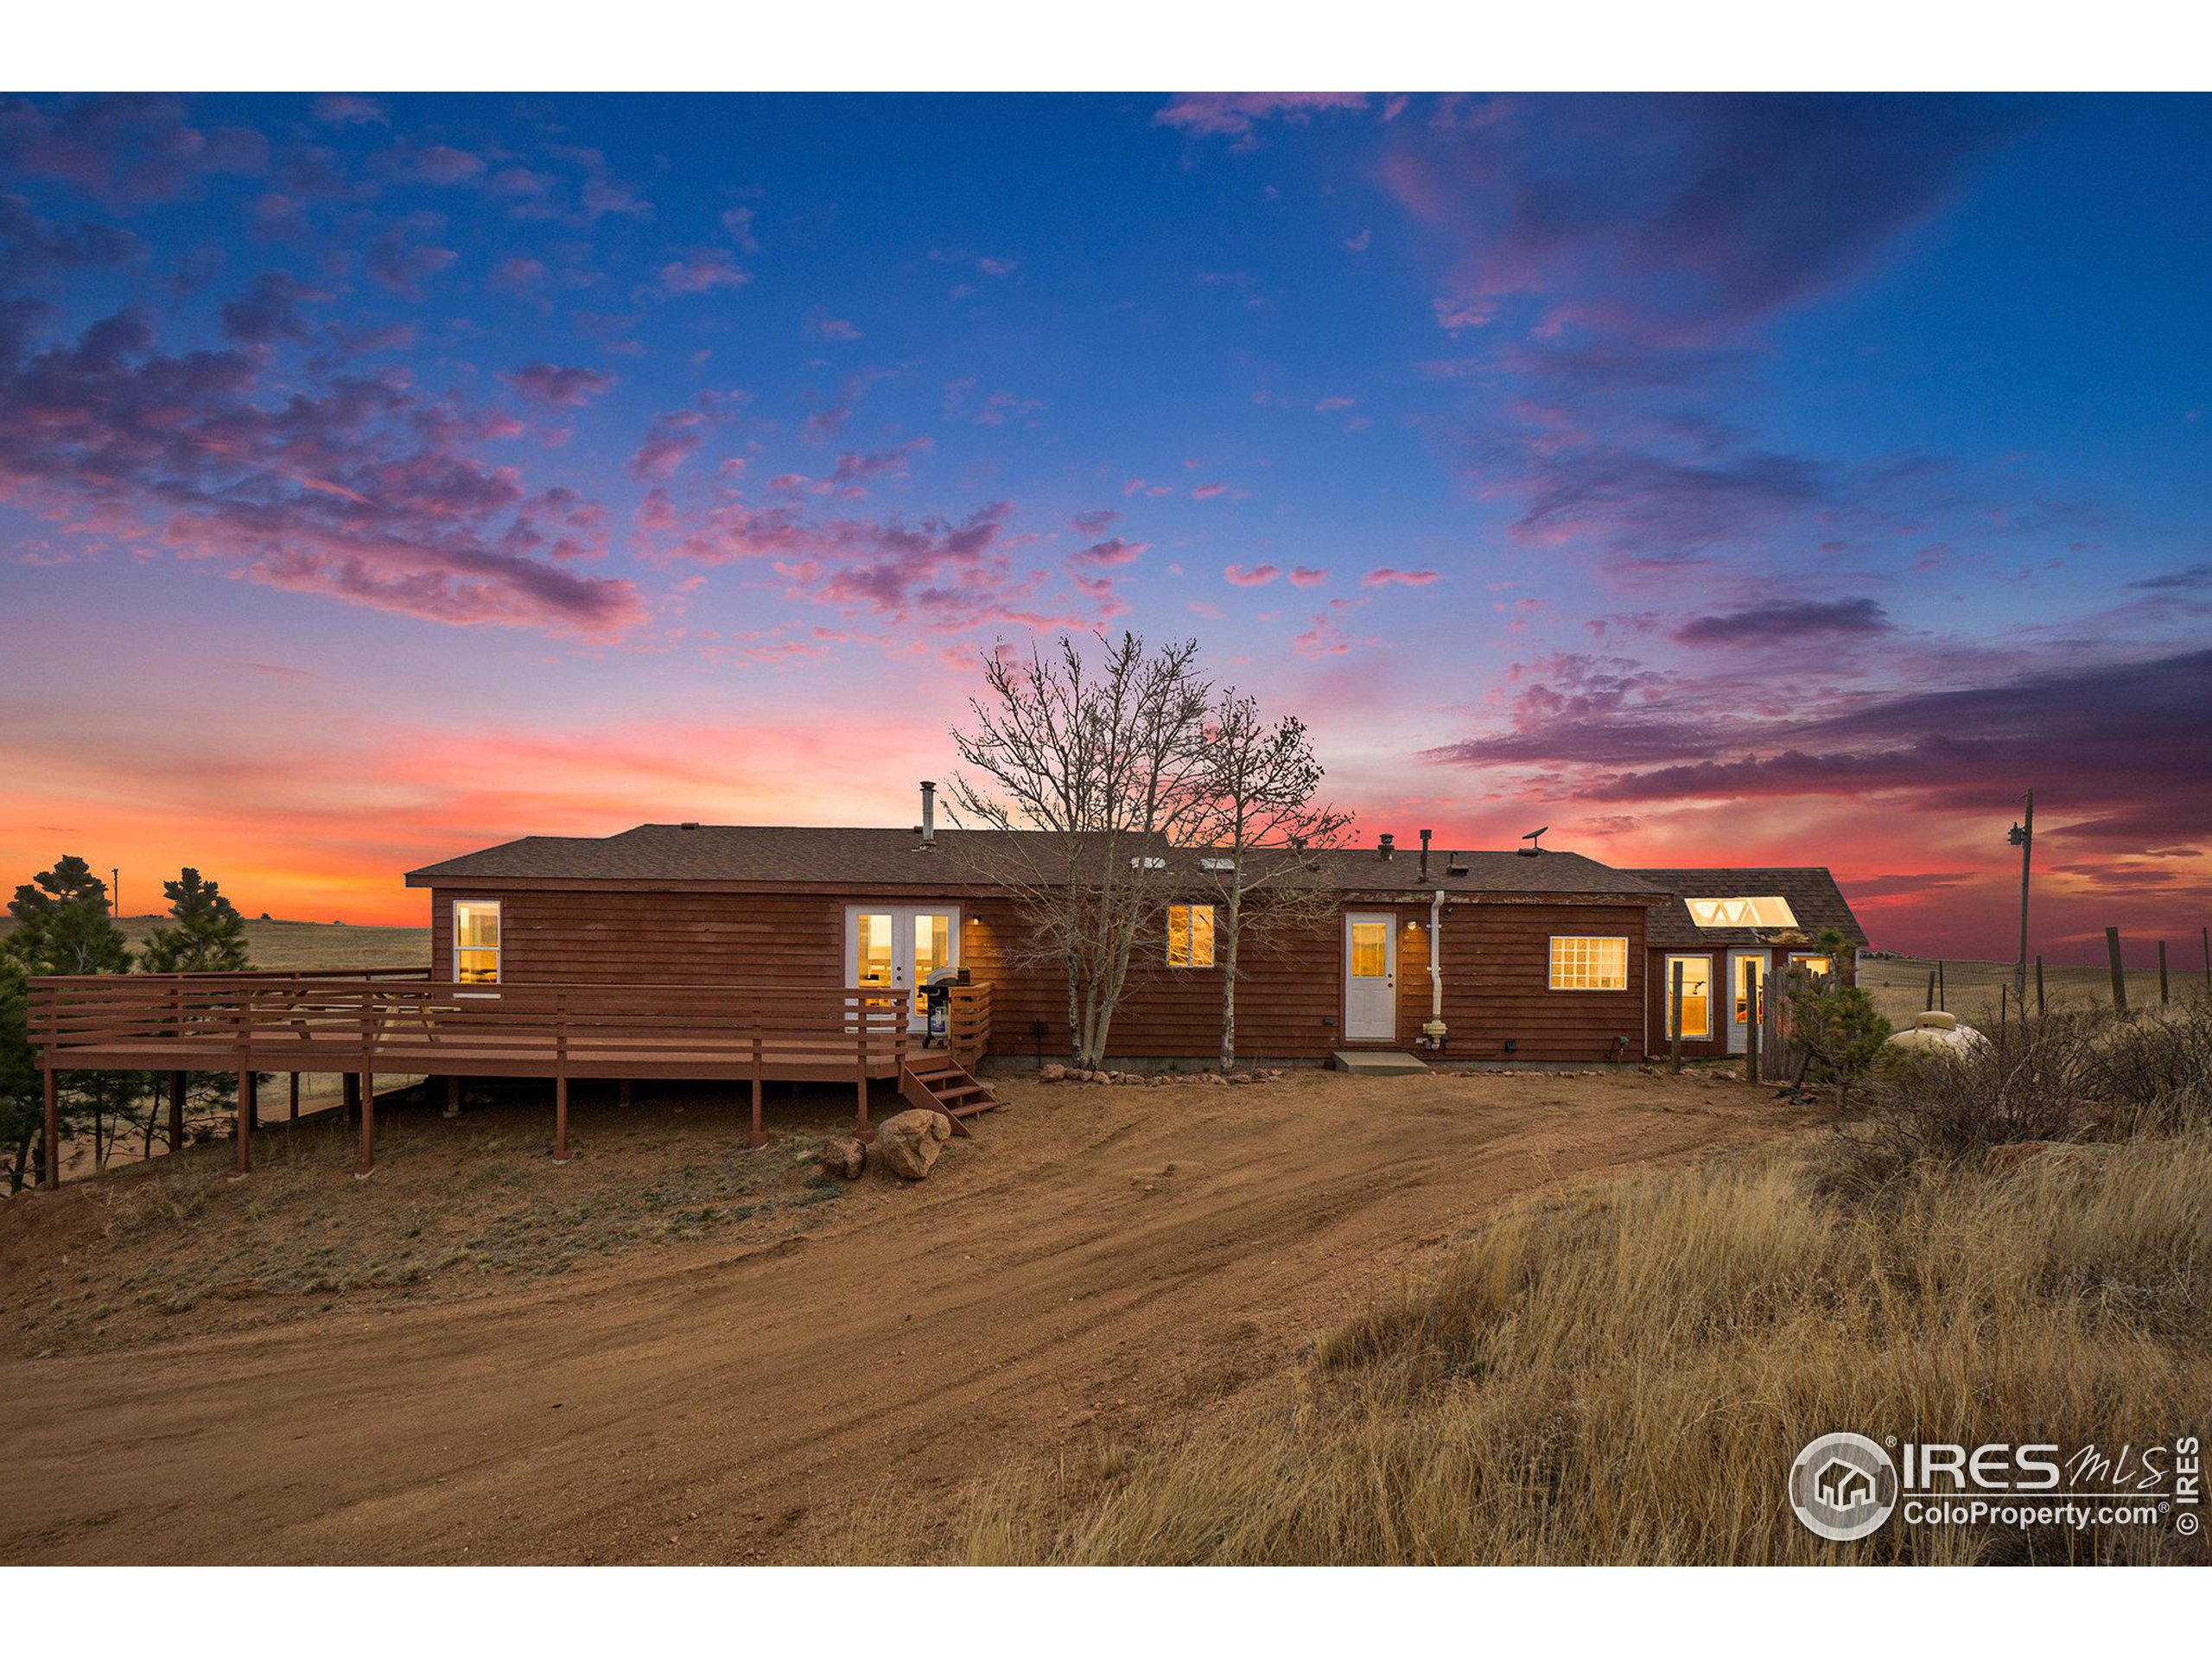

{"left": 25, "top": 789, "right": 1871, "bottom": 1184}
{"left": 402, "top": 799, "right": 1867, "bottom": 1068}
{"left": 1626, "top": 868, "right": 1871, "bottom": 1061}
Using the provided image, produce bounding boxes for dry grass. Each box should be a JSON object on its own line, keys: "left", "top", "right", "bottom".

{"left": 0, "top": 914, "right": 429, "bottom": 973}
{"left": 950, "top": 1016, "right": 2212, "bottom": 1564}
{"left": 1860, "top": 954, "right": 2205, "bottom": 1028}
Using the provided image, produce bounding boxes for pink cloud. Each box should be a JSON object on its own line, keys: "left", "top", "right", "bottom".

{"left": 1192, "top": 482, "right": 1229, "bottom": 499}
{"left": 1155, "top": 92, "right": 1370, "bottom": 139}
{"left": 505, "top": 363, "right": 616, "bottom": 407}
{"left": 1363, "top": 567, "right": 1441, "bottom": 587}
{"left": 1224, "top": 563, "right": 1279, "bottom": 587}
{"left": 1288, "top": 565, "right": 1331, "bottom": 588}
{"left": 1072, "top": 537, "right": 1148, "bottom": 567}
{"left": 628, "top": 410, "right": 708, "bottom": 480}
{"left": 658, "top": 248, "right": 749, "bottom": 295}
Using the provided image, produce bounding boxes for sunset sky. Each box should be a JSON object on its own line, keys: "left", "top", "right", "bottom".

{"left": 1, "top": 92, "right": 2206, "bottom": 958}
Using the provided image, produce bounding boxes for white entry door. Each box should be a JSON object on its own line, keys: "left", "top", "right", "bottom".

{"left": 1343, "top": 912, "right": 1397, "bottom": 1043}
{"left": 844, "top": 906, "right": 959, "bottom": 1028}
{"left": 1726, "top": 950, "right": 1767, "bottom": 1055}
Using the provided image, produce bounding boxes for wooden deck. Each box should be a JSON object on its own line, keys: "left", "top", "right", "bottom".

{"left": 27, "top": 972, "right": 992, "bottom": 1185}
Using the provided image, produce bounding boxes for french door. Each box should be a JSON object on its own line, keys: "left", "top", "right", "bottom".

{"left": 844, "top": 906, "right": 960, "bottom": 1027}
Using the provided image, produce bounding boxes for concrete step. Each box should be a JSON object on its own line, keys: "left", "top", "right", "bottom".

{"left": 1331, "top": 1049, "right": 1431, "bottom": 1076}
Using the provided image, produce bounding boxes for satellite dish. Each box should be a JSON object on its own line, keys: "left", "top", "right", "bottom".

{"left": 1519, "top": 826, "right": 1548, "bottom": 856}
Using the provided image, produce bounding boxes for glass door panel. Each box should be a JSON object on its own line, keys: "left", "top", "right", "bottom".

{"left": 854, "top": 912, "right": 895, "bottom": 988}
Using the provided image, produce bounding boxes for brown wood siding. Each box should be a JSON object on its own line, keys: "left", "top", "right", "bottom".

{"left": 1435, "top": 902, "right": 1647, "bottom": 1064}
{"left": 425, "top": 884, "right": 1653, "bottom": 1065}
{"left": 429, "top": 887, "right": 842, "bottom": 985}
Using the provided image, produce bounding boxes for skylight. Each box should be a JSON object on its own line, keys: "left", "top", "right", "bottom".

{"left": 1685, "top": 896, "right": 1798, "bottom": 929}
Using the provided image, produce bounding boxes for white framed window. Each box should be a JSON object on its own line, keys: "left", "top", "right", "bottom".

{"left": 1685, "top": 896, "right": 1799, "bottom": 929}
{"left": 1548, "top": 936, "right": 1629, "bottom": 991}
{"left": 454, "top": 899, "right": 501, "bottom": 985}
{"left": 1166, "top": 903, "right": 1216, "bottom": 968}
{"left": 1663, "top": 954, "right": 1713, "bottom": 1039}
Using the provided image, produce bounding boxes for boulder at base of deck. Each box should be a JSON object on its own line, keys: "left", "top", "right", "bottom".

{"left": 875, "top": 1109, "right": 953, "bottom": 1180}
{"left": 817, "top": 1135, "right": 868, "bottom": 1179}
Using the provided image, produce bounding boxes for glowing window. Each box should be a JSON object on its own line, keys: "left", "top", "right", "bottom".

{"left": 1167, "top": 904, "right": 1216, "bottom": 968}
{"left": 1548, "top": 936, "right": 1629, "bottom": 991}
{"left": 1349, "top": 921, "right": 1388, "bottom": 979}
{"left": 1786, "top": 953, "right": 1832, "bottom": 982}
{"left": 853, "top": 912, "right": 895, "bottom": 987}
{"left": 454, "top": 899, "right": 501, "bottom": 985}
{"left": 1684, "top": 896, "right": 1799, "bottom": 929}
{"left": 1663, "top": 955, "right": 1713, "bottom": 1039}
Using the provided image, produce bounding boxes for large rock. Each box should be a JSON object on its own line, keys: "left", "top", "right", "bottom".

{"left": 817, "top": 1135, "right": 867, "bottom": 1180}
{"left": 875, "top": 1109, "right": 953, "bottom": 1179}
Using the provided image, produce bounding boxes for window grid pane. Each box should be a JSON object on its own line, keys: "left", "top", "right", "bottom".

{"left": 1548, "top": 936, "right": 1627, "bottom": 991}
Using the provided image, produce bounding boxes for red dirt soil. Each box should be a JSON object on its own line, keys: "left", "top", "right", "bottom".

{"left": 0, "top": 1065, "right": 1811, "bottom": 1564}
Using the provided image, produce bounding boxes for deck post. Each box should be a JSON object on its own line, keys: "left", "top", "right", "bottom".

{"left": 444, "top": 1077, "right": 461, "bottom": 1119}
{"left": 355, "top": 1071, "right": 376, "bottom": 1179}
{"left": 234, "top": 1066, "right": 252, "bottom": 1176}
{"left": 618, "top": 1079, "right": 632, "bottom": 1109}
{"left": 1669, "top": 961, "right": 1684, "bottom": 1075}
{"left": 553, "top": 1076, "right": 570, "bottom": 1164}
{"left": 41, "top": 1066, "right": 59, "bottom": 1190}
{"left": 342, "top": 1071, "right": 359, "bottom": 1124}
{"left": 749, "top": 1034, "right": 766, "bottom": 1149}
{"left": 168, "top": 1070, "right": 186, "bottom": 1153}
{"left": 247, "top": 1071, "right": 260, "bottom": 1132}
{"left": 289, "top": 1071, "right": 301, "bottom": 1123}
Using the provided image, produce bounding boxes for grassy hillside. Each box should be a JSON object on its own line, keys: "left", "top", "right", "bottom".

{"left": 1860, "top": 954, "right": 2206, "bottom": 1027}
{"left": 0, "top": 915, "right": 429, "bottom": 973}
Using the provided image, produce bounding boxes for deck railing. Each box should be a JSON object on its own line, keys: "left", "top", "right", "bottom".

{"left": 28, "top": 973, "right": 913, "bottom": 1081}
{"left": 948, "top": 980, "right": 993, "bottom": 1063}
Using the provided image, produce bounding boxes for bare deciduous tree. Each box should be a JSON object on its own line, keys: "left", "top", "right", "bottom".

{"left": 949, "top": 632, "right": 1212, "bottom": 1067}
{"left": 1194, "top": 692, "right": 1355, "bottom": 1071}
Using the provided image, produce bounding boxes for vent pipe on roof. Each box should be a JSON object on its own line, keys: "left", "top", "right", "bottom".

{"left": 1377, "top": 833, "right": 1395, "bottom": 861}
{"left": 680, "top": 821, "right": 700, "bottom": 830}
{"left": 919, "top": 780, "right": 937, "bottom": 849}
{"left": 1419, "top": 829, "right": 1432, "bottom": 883}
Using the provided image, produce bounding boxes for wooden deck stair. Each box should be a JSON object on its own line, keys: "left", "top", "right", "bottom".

{"left": 899, "top": 1052, "right": 1000, "bottom": 1136}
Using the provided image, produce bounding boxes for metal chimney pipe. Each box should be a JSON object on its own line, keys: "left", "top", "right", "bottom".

{"left": 1378, "top": 833, "right": 1395, "bottom": 861}
{"left": 1419, "top": 829, "right": 1432, "bottom": 883}
{"left": 919, "top": 780, "right": 937, "bottom": 847}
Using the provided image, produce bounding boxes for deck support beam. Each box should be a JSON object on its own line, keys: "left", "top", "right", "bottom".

{"left": 553, "top": 1076, "right": 570, "bottom": 1163}
{"left": 247, "top": 1071, "right": 260, "bottom": 1133}
{"left": 41, "top": 1066, "right": 59, "bottom": 1190}
{"left": 234, "top": 1066, "right": 252, "bottom": 1175}
{"left": 854, "top": 1077, "right": 872, "bottom": 1142}
{"left": 289, "top": 1071, "right": 301, "bottom": 1123}
{"left": 355, "top": 1071, "right": 376, "bottom": 1179}
{"left": 749, "top": 1075, "right": 766, "bottom": 1149}
{"left": 168, "top": 1071, "right": 186, "bottom": 1154}
{"left": 342, "top": 1071, "right": 359, "bottom": 1124}
{"left": 444, "top": 1077, "right": 461, "bottom": 1119}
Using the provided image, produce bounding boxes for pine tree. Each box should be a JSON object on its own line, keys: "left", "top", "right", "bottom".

{"left": 5, "top": 855, "right": 131, "bottom": 975}
{"left": 0, "top": 954, "right": 40, "bottom": 1193}
{"left": 141, "top": 868, "right": 252, "bottom": 974}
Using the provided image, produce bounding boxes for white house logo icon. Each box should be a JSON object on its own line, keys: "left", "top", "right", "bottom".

{"left": 1790, "top": 1433, "right": 1899, "bottom": 1541}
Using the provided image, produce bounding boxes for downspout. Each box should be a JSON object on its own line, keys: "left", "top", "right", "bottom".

{"left": 1421, "top": 887, "right": 1447, "bottom": 1052}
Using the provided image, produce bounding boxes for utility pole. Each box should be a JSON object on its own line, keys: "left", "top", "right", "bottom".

{"left": 2008, "top": 790, "right": 2033, "bottom": 1004}
{"left": 111, "top": 866, "right": 121, "bottom": 919}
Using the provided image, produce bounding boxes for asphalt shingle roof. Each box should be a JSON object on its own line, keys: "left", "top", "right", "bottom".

{"left": 409, "top": 823, "right": 1666, "bottom": 899}
{"left": 1626, "top": 868, "right": 1869, "bottom": 950}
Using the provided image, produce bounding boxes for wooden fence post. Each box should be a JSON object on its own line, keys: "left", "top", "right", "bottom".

{"left": 2036, "top": 955, "right": 2045, "bottom": 1018}
{"left": 1669, "top": 961, "right": 1684, "bottom": 1075}
{"left": 1924, "top": 969, "right": 1937, "bottom": 1012}
{"left": 2157, "top": 939, "right": 2170, "bottom": 1006}
{"left": 1937, "top": 960, "right": 1947, "bottom": 1011}
{"left": 2107, "top": 927, "right": 2129, "bottom": 1014}
{"left": 1745, "top": 978, "right": 1762, "bottom": 1083}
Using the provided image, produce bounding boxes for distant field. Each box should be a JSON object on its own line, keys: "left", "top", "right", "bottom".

{"left": 1860, "top": 954, "right": 2209, "bottom": 1025}
{"left": 0, "top": 915, "right": 430, "bottom": 974}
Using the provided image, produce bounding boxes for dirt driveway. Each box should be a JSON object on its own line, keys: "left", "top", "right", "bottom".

{"left": 0, "top": 1065, "right": 1807, "bottom": 1563}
